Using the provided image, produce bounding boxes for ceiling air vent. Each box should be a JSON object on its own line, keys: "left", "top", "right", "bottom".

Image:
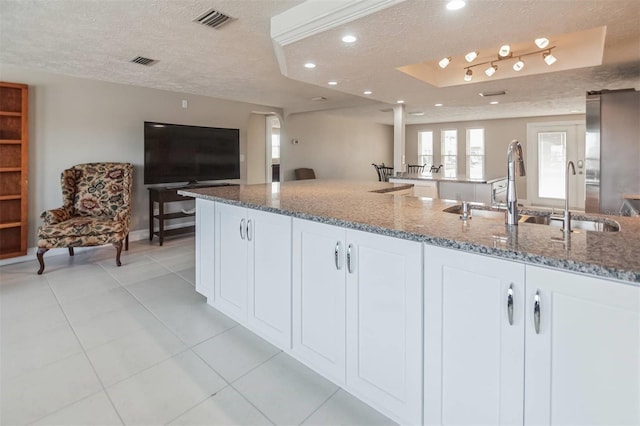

{"left": 479, "top": 90, "right": 507, "bottom": 97}
{"left": 130, "top": 56, "right": 157, "bottom": 66}
{"left": 194, "top": 9, "right": 235, "bottom": 29}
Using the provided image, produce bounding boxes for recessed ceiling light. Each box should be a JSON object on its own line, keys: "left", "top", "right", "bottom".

{"left": 435, "top": 103, "right": 443, "bottom": 107}
{"left": 490, "top": 101, "right": 499, "bottom": 105}
{"left": 446, "top": 0, "right": 466, "bottom": 10}
{"left": 342, "top": 35, "right": 357, "bottom": 43}
{"left": 328, "top": 81, "right": 338, "bottom": 85}
{"left": 571, "top": 109, "right": 581, "bottom": 113}
{"left": 363, "top": 90, "right": 373, "bottom": 95}
{"left": 311, "top": 96, "right": 327, "bottom": 101}
{"left": 396, "top": 100, "right": 405, "bottom": 104}
{"left": 409, "top": 111, "right": 425, "bottom": 116}
{"left": 304, "top": 62, "right": 316, "bottom": 69}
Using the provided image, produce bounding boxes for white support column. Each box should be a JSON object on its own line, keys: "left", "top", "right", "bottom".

{"left": 393, "top": 103, "right": 406, "bottom": 174}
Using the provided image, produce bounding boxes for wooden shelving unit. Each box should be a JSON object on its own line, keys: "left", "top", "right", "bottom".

{"left": 0, "top": 82, "right": 29, "bottom": 259}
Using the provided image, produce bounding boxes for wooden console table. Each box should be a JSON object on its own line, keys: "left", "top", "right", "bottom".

{"left": 148, "top": 187, "right": 196, "bottom": 246}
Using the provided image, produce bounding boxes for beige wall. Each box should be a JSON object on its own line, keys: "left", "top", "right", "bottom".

{"left": 0, "top": 65, "right": 282, "bottom": 247}
{"left": 282, "top": 112, "right": 393, "bottom": 181}
{"left": 246, "top": 113, "right": 267, "bottom": 184}
{"left": 406, "top": 114, "right": 585, "bottom": 199}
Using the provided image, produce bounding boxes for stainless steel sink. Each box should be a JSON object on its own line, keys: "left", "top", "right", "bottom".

{"left": 443, "top": 205, "right": 620, "bottom": 232}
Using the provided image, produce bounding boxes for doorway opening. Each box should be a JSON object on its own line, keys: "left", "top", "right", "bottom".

{"left": 266, "top": 116, "right": 281, "bottom": 183}
{"left": 526, "top": 121, "right": 585, "bottom": 210}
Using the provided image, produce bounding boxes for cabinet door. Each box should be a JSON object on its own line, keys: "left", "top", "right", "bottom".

{"left": 292, "top": 219, "right": 346, "bottom": 384}
{"left": 424, "top": 245, "right": 525, "bottom": 426}
{"left": 346, "top": 230, "right": 423, "bottom": 425}
{"left": 525, "top": 266, "right": 640, "bottom": 425}
{"left": 214, "top": 203, "right": 248, "bottom": 322}
{"left": 195, "top": 199, "right": 215, "bottom": 300}
{"left": 247, "top": 209, "right": 292, "bottom": 348}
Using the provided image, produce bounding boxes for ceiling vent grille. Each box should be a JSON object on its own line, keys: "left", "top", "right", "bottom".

{"left": 479, "top": 90, "right": 507, "bottom": 97}
{"left": 130, "top": 56, "right": 157, "bottom": 66}
{"left": 194, "top": 9, "right": 235, "bottom": 29}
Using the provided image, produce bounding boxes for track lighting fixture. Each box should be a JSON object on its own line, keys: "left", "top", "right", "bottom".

{"left": 446, "top": 42, "right": 556, "bottom": 81}
{"left": 465, "top": 51, "right": 478, "bottom": 62}
{"left": 485, "top": 63, "right": 498, "bottom": 76}
{"left": 439, "top": 57, "right": 451, "bottom": 68}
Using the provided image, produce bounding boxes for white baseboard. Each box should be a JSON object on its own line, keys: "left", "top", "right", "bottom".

{"left": 0, "top": 221, "right": 195, "bottom": 267}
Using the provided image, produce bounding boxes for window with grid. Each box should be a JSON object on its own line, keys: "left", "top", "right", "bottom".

{"left": 418, "top": 131, "right": 433, "bottom": 167}
{"left": 466, "top": 128, "right": 485, "bottom": 179}
{"left": 271, "top": 129, "right": 280, "bottom": 160}
{"left": 441, "top": 130, "right": 458, "bottom": 178}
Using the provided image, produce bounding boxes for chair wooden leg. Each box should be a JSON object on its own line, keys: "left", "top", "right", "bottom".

{"left": 125, "top": 234, "right": 129, "bottom": 251}
{"left": 68, "top": 247, "right": 74, "bottom": 256}
{"left": 114, "top": 241, "right": 123, "bottom": 267}
{"left": 36, "top": 248, "right": 49, "bottom": 275}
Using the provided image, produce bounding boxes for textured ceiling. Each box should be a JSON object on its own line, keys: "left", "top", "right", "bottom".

{"left": 1, "top": 0, "right": 639, "bottom": 124}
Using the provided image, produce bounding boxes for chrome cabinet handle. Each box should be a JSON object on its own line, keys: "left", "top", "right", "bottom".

{"left": 239, "top": 218, "right": 246, "bottom": 240}
{"left": 347, "top": 244, "right": 354, "bottom": 274}
{"left": 534, "top": 290, "right": 541, "bottom": 334}
{"left": 246, "top": 219, "right": 252, "bottom": 241}
{"left": 334, "top": 242, "right": 341, "bottom": 270}
{"left": 507, "top": 283, "right": 514, "bottom": 326}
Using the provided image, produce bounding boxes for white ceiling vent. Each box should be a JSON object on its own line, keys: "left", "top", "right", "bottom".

{"left": 130, "top": 56, "right": 157, "bottom": 66}
{"left": 194, "top": 9, "right": 235, "bottom": 29}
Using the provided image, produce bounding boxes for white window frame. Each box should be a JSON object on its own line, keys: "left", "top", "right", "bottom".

{"left": 441, "top": 129, "right": 458, "bottom": 178}
{"left": 418, "top": 131, "right": 434, "bottom": 167}
{"left": 466, "top": 128, "right": 485, "bottom": 179}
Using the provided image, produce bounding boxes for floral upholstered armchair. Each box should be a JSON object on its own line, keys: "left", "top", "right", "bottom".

{"left": 36, "top": 162, "right": 133, "bottom": 274}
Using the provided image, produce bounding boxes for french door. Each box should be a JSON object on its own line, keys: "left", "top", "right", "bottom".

{"left": 526, "top": 122, "right": 585, "bottom": 209}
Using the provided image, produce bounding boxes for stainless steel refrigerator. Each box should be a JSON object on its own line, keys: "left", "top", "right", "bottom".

{"left": 585, "top": 89, "right": 640, "bottom": 214}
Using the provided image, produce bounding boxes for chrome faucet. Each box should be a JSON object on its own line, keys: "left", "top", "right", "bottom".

{"left": 506, "top": 140, "right": 526, "bottom": 226}
{"left": 563, "top": 161, "right": 576, "bottom": 233}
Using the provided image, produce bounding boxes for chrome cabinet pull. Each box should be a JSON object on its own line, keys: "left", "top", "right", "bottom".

{"left": 246, "top": 219, "right": 252, "bottom": 241}
{"left": 507, "top": 283, "right": 514, "bottom": 326}
{"left": 534, "top": 290, "right": 541, "bottom": 334}
{"left": 334, "top": 242, "right": 341, "bottom": 270}
{"left": 347, "top": 244, "right": 354, "bottom": 274}
{"left": 239, "top": 218, "right": 246, "bottom": 240}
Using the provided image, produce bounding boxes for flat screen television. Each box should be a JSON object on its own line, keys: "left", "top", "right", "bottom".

{"left": 144, "top": 121, "right": 240, "bottom": 185}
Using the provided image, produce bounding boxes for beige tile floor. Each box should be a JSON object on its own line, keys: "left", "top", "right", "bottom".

{"left": 0, "top": 236, "right": 396, "bottom": 426}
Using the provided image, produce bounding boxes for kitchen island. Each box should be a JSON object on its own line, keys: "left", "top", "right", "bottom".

{"left": 180, "top": 180, "right": 639, "bottom": 426}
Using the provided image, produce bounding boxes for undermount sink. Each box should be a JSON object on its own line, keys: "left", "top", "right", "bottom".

{"left": 443, "top": 205, "right": 620, "bottom": 232}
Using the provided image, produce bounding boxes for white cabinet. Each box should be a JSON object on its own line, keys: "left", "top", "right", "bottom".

{"left": 424, "top": 245, "right": 640, "bottom": 426}
{"left": 195, "top": 199, "right": 215, "bottom": 300}
{"left": 424, "top": 245, "right": 525, "bottom": 425}
{"left": 214, "top": 202, "right": 292, "bottom": 347}
{"left": 292, "top": 219, "right": 423, "bottom": 425}
{"left": 524, "top": 266, "right": 640, "bottom": 425}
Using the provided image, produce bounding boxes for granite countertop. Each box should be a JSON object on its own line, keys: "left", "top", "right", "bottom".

{"left": 180, "top": 180, "right": 640, "bottom": 284}
{"left": 390, "top": 173, "right": 506, "bottom": 184}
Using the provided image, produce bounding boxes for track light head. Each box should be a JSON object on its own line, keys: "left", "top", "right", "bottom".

{"left": 464, "top": 69, "right": 473, "bottom": 81}
{"left": 498, "top": 45, "right": 511, "bottom": 58}
{"left": 465, "top": 51, "right": 478, "bottom": 62}
{"left": 535, "top": 38, "right": 550, "bottom": 49}
{"left": 543, "top": 51, "right": 557, "bottom": 65}
{"left": 513, "top": 58, "right": 524, "bottom": 71}
{"left": 485, "top": 64, "right": 498, "bottom": 77}
{"left": 439, "top": 57, "right": 451, "bottom": 68}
